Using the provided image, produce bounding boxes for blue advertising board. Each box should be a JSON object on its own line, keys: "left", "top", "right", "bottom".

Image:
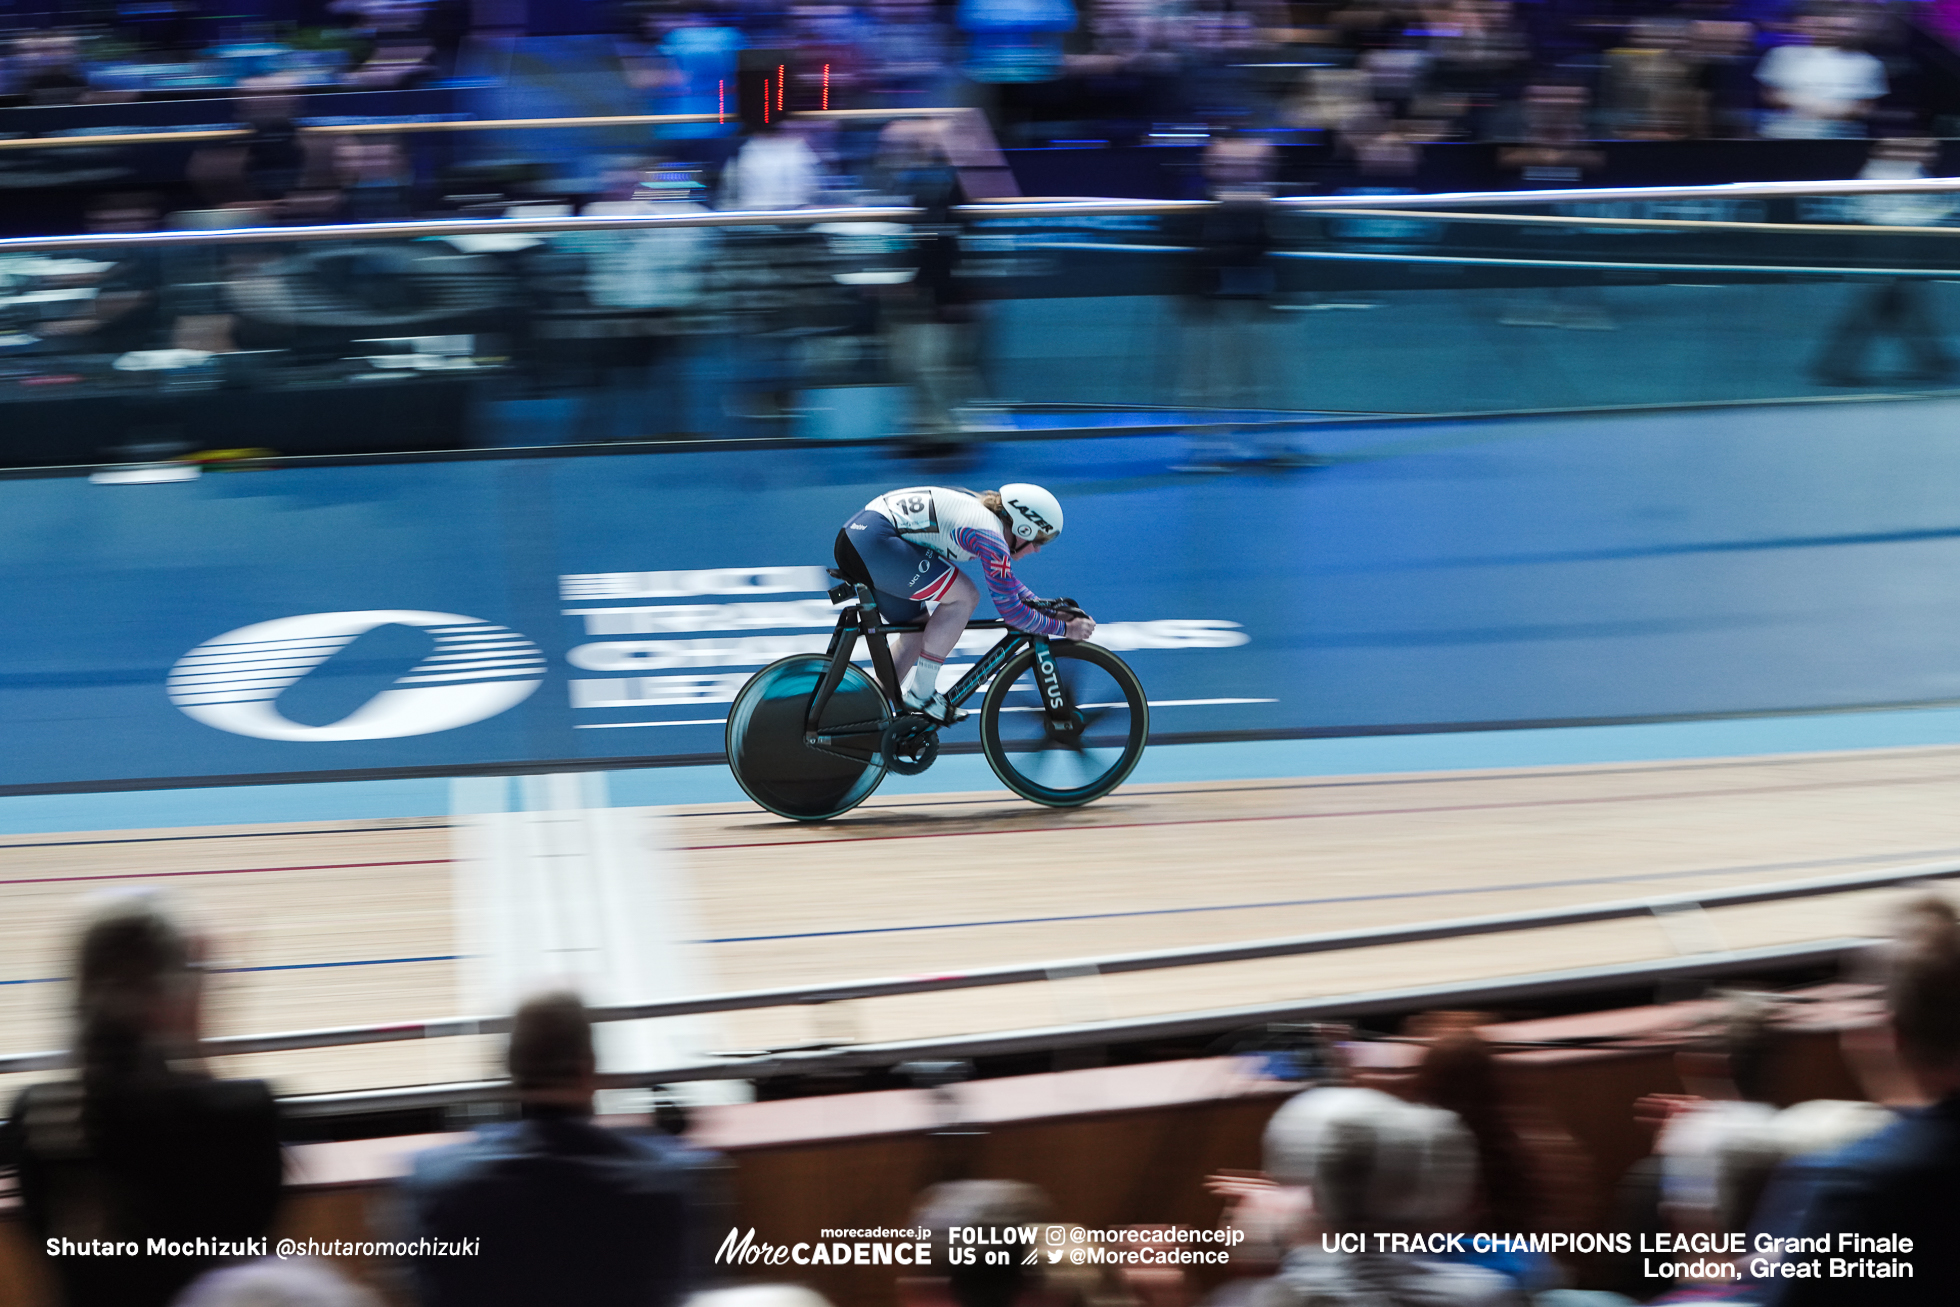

{"left": 7, "top": 397, "right": 1960, "bottom": 794}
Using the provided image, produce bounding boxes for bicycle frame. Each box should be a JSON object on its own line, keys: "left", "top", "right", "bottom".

{"left": 800, "top": 582, "right": 1068, "bottom": 759}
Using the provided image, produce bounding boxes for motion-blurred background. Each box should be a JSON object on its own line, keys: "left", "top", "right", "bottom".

{"left": 4, "top": 2, "right": 1960, "bottom": 1307}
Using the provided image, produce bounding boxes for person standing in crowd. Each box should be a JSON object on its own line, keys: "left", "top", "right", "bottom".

{"left": 398, "top": 990, "right": 724, "bottom": 1307}
{"left": 1755, "top": 13, "right": 1886, "bottom": 139}
{"left": 0, "top": 893, "right": 284, "bottom": 1307}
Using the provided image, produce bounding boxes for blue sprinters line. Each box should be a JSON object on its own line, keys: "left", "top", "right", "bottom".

{"left": 693, "top": 849, "right": 1946, "bottom": 945}
{"left": 216, "top": 954, "right": 460, "bottom": 974}
{"left": 2, "top": 953, "right": 460, "bottom": 987}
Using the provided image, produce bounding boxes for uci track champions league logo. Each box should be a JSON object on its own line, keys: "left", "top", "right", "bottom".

{"left": 164, "top": 567, "right": 1251, "bottom": 743}
{"left": 167, "top": 611, "right": 546, "bottom": 742}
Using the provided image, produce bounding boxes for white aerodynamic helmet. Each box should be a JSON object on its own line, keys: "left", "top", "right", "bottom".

{"left": 998, "top": 483, "right": 1063, "bottom": 543}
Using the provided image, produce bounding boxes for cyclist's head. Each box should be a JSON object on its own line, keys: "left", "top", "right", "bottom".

{"left": 988, "top": 483, "right": 1063, "bottom": 549}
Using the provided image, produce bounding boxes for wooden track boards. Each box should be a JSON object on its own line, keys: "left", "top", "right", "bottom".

{"left": 5, "top": 745, "right": 1960, "bottom": 1102}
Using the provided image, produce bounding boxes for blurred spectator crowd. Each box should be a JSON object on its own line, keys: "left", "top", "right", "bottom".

{"left": 0, "top": 1, "right": 1957, "bottom": 458}
{"left": 0, "top": 0, "right": 1950, "bottom": 173}
{"left": 0, "top": 4, "right": 472, "bottom": 101}
{"left": 3, "top": 887, "right": 1957, "bottom": 1307}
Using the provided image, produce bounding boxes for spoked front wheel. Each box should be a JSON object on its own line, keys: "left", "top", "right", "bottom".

{"left": 979, "top": 641, "right": 1148, "bottom": 807}
{"left": 726, "top": 655, "right": 890, "bottom": 821}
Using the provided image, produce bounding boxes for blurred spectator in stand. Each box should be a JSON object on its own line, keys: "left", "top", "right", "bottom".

{"left": 716, "top": 116, "right": 838, "bottom": 429}
{"left": 238, "top": 93, "right": 309, "bottom": 208}
{"left": 904, "top": 1180, "right": 1146, "bottom": 1306}
{"left": 0, "top": 893, "right": 284, "bottom": 1307}
{"left": 1812, "top": 136, "right": 1956, "bottom": 386}
{"left": 1597, "top": 993, "right": 1793, "bottom": 1299}
{"left": 1652, "top": 1101, "right": 1788, "bottom": 1303}
{"left": 336, "top": 0, "right": 437, "bottom": 88}
{"left": 909, "top": 1180, "right": 1052, "bottom": 1307}
{"left": 1648, "top": 1098, "right": 1894, "bottom": 1303}
{"left": 1755, "top": 893, "right": 1960, "bottom": 1306}
{"left": 292, "top": 134, "right": 421, "bottom": 223}
{"left": 16, "top": 31, "right": 92, "bottom": 106}
{"left": 400, "top": 989, "right": 723, "bottom": 1307}
{"left": 1407, "top": 1018, "right": 1594, "bottom": 1295}
{"left": 721, "top": 117, "right": 825, "bottom": 210}
{"left": 175, "top": 1257, "right": 383, "bottom": 1307}
{"left": 35, "top": 192, "right": 174, "bottom": 356}
{"left": 1176, "top": 129, "right": 1280, "bottom": 470}
{"left": 1312, "top": 119, "right": 1447, "bottom": 311}
{"left": 120, "top": 1, "right": 203, "bottom": 63}
{"left": 184, "top": 92, "right": 308, "bottom": 219}
{"left": 1251, "top": 1086, "right": 1520, "bottom": 1306}
{"left": 1497, "top": 83, "right": 1609, "bottom": 330}
{"left": 688, "top": 1289, "right": 833, "bottom": 1307}
{"left": 959, "top": 0, "right": 1079, "bottom": 145}
{"left": 1202, "top": 1168, "right": 1313, "bottom": 1306}
{"left": 1282, "top": 67, "right": 1382, "bottom": 143}
{"left": 563, "top": 157, "right": 717, "bottom": 439}
{"left": 1755, "top": 13, "right": 1886, "bottom": 139}
{"left": 1064, "top": 0, "right": 1184, "bottom": 146}
{"left": 1423, "top": 0, "right": 1531, "bottom": 141}
{"left": 789, "top": 3, "right": 871, "bottom": 113}
{"left": 876, "top": 119, "right": 993, "bottom": 451}
{"left": 1179, "top": 1, "right": 1270, "bottom": 127}
{"left": 867, "top": 0, "right": 957, "bottom": 108}
{"left": 1360, "top": 37, "right": 1433, "bottom": 127}
{"left": 1601, "top": 20, "right": 1701, "bottom": 139}
{"left": 1688, "top": 20, "right": 1761, "bottom": 139}
{"left": 419, "top": 0, "right": 473, "bottom": 79}
{"left": 623, "top": 7, "right": 746, "bottom": 164}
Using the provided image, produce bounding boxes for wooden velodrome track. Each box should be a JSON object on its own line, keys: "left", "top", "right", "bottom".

{"left": 5, "top": 744, "right": 1960, "bottom": 1105}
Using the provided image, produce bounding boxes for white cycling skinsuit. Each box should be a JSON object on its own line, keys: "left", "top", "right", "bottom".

{"left": 854, "top": 486, "right": 1067, "bottom": 639}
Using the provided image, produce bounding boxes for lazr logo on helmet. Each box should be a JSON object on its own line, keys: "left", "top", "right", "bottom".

{"left": 1008, "top": 499, "right": 1055, "bottom": 534}
{"left": 168, "top": 611, "right": 546, "bottom": 741}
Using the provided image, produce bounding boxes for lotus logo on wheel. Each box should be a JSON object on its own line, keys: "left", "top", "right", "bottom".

{"left": 168, "top": 610, "right": 546, "bottom": 742}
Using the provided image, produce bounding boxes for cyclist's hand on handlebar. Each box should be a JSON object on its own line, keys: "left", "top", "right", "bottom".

{"left": 1065, "top": 615, "right": 1096, "bottom": 641}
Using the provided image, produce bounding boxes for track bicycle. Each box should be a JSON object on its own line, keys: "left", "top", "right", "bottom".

{"left": 725, "top": 573, "right": 1149, "bottom": 821}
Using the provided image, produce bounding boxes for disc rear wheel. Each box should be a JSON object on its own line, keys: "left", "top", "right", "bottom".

{"left": 726, "top": 655, "right": 889, "bottom": 821}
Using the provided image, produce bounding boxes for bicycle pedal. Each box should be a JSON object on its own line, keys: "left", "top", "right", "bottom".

{"left": 904, "top": 692, "right": 967, "bottom": 726}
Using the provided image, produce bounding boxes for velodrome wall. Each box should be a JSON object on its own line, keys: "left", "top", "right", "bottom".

{"left": 8, "top": 397, "right": 1960, "bottom": 795}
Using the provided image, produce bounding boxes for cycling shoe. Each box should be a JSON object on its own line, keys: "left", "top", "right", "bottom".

{"left": 903, "top": 691, "right": 968, "bottom": 726}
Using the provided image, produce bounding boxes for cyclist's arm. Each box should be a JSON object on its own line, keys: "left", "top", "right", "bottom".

{"left": 953, "top": 526, "right": 1067, "bottom": 638}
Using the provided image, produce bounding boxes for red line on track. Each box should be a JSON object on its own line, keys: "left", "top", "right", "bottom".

{"left": 678, "top": 770, "right": 1960, "bottom": 851}
{"left": 0, "top": 858, "right": 451, "bottom": 888}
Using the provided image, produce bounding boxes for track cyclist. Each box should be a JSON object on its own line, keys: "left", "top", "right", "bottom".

{"left": 836, "top": 484, "right": 1096, "bottom": 723}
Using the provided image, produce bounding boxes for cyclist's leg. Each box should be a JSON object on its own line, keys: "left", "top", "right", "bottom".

{"left": 838, "top": 511, "right": 959, "bottom": 685}
{"left": 894, "top": 567, "right": 977, "bottom": 687}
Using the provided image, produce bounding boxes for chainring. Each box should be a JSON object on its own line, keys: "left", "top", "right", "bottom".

{"left": 880, "top": 715, "right": 941, "bottom": 776}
